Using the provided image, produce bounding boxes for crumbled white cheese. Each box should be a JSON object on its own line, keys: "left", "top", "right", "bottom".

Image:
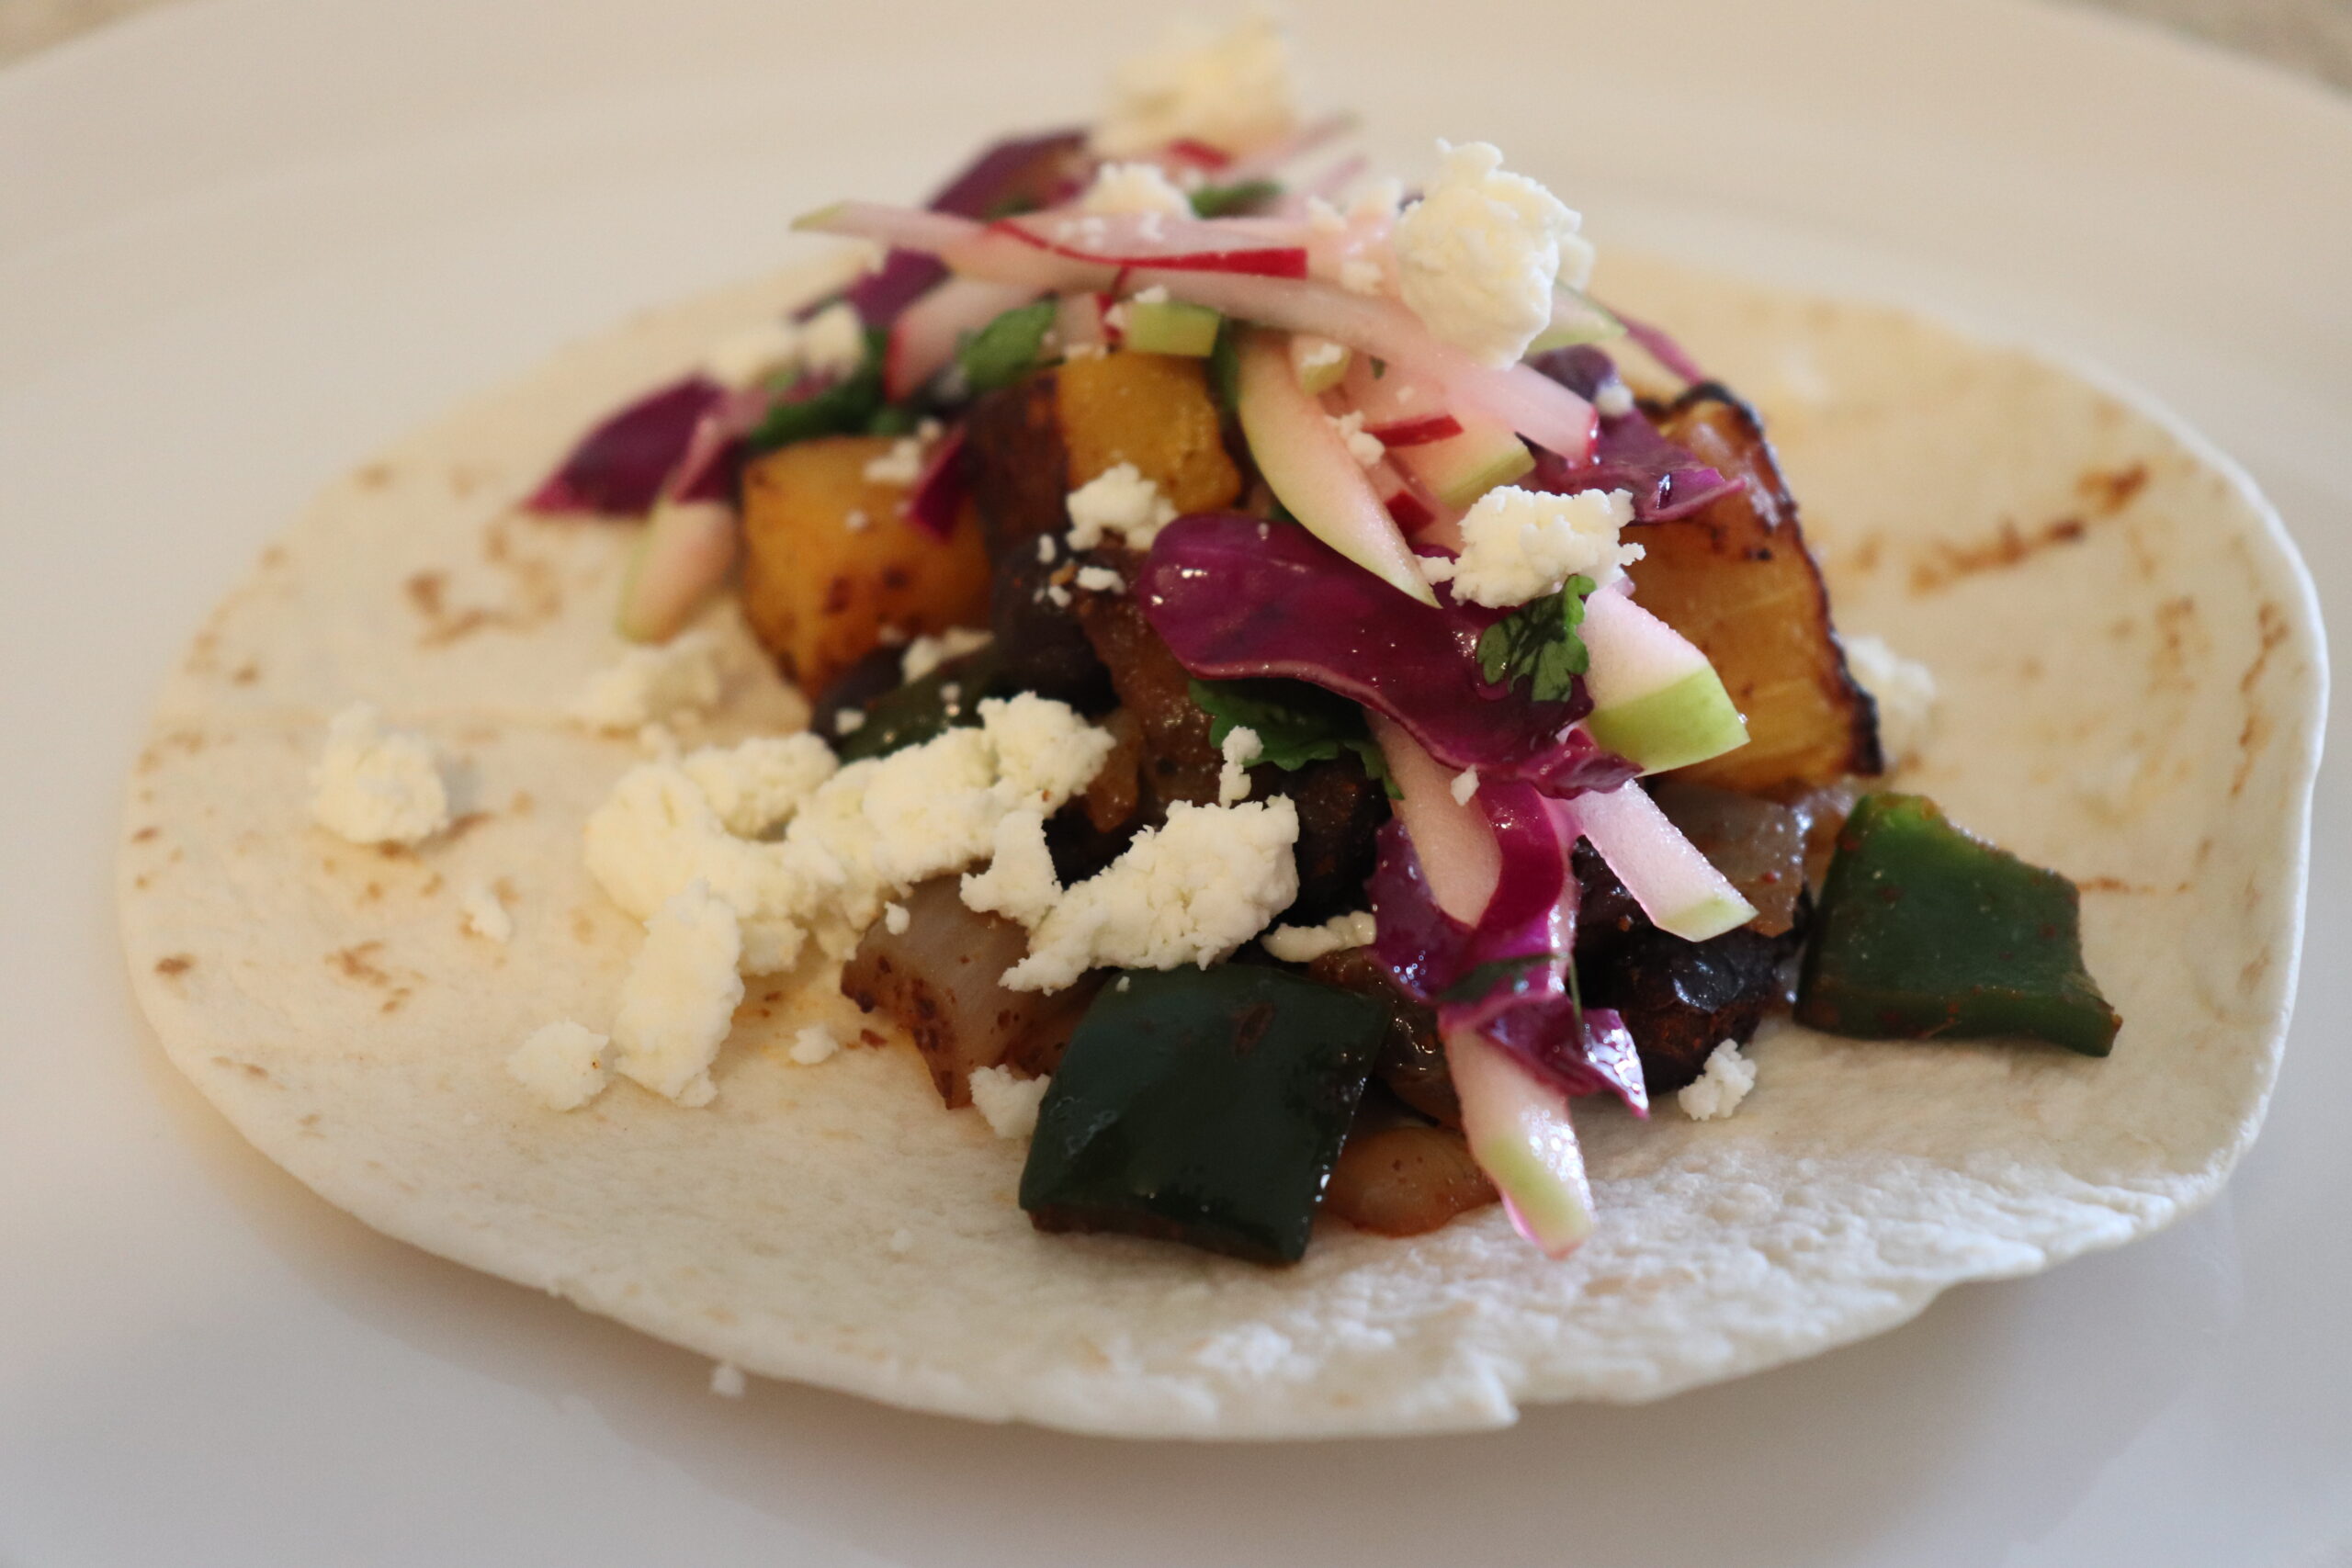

{"left": 842, "top": 508, "right": 870, "bottom": 533}
{"left": 1036, "top": 533, "right": 1059, "bottom": 564}
{"left": 1679, "top": 1039, "right": 1757, "bottom": 1122}
{"left": 609, "top": 880, "right": 743, "bottom": 1107}
{"left": 1261, "top": 909, "right": 1378, "bottom": 964}
{"left": 1844, "top": 635, "right": 1939, "bottom": 766}
{"left": 1450, "top": 486, "right": 1641, "bottom": 606}
{"left": 1305, "top": 197, "right": 1347, "bottom": 235}
{"left": 960, "top": 808, "right": 1064, "bottom": 929}
{"left": 800, "top": 302, "right": 866, "bottom": 380}
{"left": 1066, "top": 462, "right": 1179, "bottom": 550}
{"left": 876, "top": 624, "right": 910, "bottom": 647}
{"left": 1218, "top": 725, "right": 1262, "bottom": 806}
{"left": 1081, "top": 161, "right": 1193, "bottom": 217}
{"left": 1045, "top": 582, "right": 1073, "bottom": 608}
{"left": 459, "top": 881, "right": 513, "bottom": 943}
{"left": 506, "top": 1021, "right": 611, "bottom": 1111}
{"left": 680, "top": 733, "right": 838, "bottom": 838}
{"left": 882, "top": 901, "right": 910, "bottom": 935}
{"left": 969, "top": 1066, "right": 1052, "bottom": 1140}
{"left": 708, "top": 1362, "right": 747, "bottom": 1399}
{"left": 1450, "top": 768, "right": 1481, "bottom": 805}
{"left": 701, "top": 316, "right": 801, "bottom": 389}
{"left": 1393, "top": 141, "right": 1587, "bottom": 367}
{"left": 569, "top": 631, "right": 723, "bottom": 734}
{"left": 1091, "top": 14, "right": 1298, "bottom": 159}
{"left": 787, "top": 1022, "right": 841, "bottom": 1066}
{"left": 1329, "top": 409, "right": 1384, "bottom": 468}
{"left": 1075, "top": 565, "right": 1126, "bottom": 594}
{"left": 1131, "top": 285, "right": 1170, "bottom": 306}
{"left": 1001, "top": 798, "right": 1301, "bottom": 992}
{"left": 899, "top": 626, "right": 994, "bottom": 683}
{"left": 1339, "top": 257, "right": 1385, "bottom": 296}
{"left": 1594, "top": 381, "right": 1636, "bottom": 420}
{"left": 863, "top": 435, "right": 926, "bottom": 487}
{"left": 1416, "top": 554, "right": 1457, "bottom": 585}
{"left": 834, "top": 708, "right": 867, "bottom": 735}
{"left": 309, "top": 703, "right": 450, "bottom": 846}
{"left": 1295, "top": 334, "right": 1349, "bottom": 376}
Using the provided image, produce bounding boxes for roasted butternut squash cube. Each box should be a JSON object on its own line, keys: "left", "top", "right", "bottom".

{"left": 1054, "top": 351, "right": 1241, "bottom": 512}
{"left": 739, "top": 435, "right": 992, "bottom": 694}
{"left": 1632, "top": 390, "right": 1882, "bottom": 793}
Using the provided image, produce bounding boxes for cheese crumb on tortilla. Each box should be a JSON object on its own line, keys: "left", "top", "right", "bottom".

{"left": 787, "top": 1023, "right": 841, "bottom": 1066}
{"left": 309, "top": 703, "right": 450, "bottom": 846}
{"left": 1679, "top": 1040, "right": 1758, "bottom": 1122}
{"left": 568, "top": 631, "right": 722, "bottom": 734}
{"left": 609, "top": 880, "right": 743, "bottom": 1107}
{"left": 506, "top": 1021, "right": 610, "bottom": 1111}
{"left": 969, "top": 1066, "right": 1051, "bottom": 1141}
{"left": 458, "top": 881, "right": 512, "bottom": 943}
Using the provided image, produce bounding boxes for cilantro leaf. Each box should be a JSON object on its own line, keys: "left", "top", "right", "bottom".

{"left": 1476, "top": 575, "right": 1598, "bottom": 704}
{"left": 1439, "top": 952, "right": 1560, "bottom": 1005}
{"left": 956, "top": 300, "right": 1059, "bottom": 395}
{"left": 746, "top": 324, "right": 889, "bottom": 453}
{"left": 1188, "top": 178, "right": 1283, "bottom": 218}
{"left": 1188, "top": 678, "right": 1396, "bottom": 795}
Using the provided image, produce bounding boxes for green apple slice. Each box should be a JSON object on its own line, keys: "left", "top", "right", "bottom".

{"left": 1124, "top": 298, "right": 1222, "bottom": 357}
{"left": 1580, "top": 590, "right": 1748, "bottom": 773}
{"left": 1446, "top": 1027, "right": 1594, "bottom": 1258}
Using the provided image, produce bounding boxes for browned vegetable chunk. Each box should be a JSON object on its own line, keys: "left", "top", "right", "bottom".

{"left": 966, "top": 351, "right": 1241, "bottom": 552}
{"left": 1325, "top": 1122, "right": 1497, "bottom": 1237}
{"left": 1308, "top": 947, "right": 1458, "bottom": 1127}
{"left": 1650, "top": 780, "right": 1807, "bottom": 937}
{"left": 1073, "top": 576, "right": 1225, "bottom": 808}
{"left": 1056, "top": 351, "right": 1241, "bottom": 511}
{"left": 739, "top": 435, "right": 993, "bottom": 694}
{"left": 840, "top": 877, "right": 1098, "bottom": 1108}
{"left": 1633, "top": 389, "right": 1882, "bottom": 792}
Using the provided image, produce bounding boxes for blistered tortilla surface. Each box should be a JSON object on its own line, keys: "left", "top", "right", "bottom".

{"left": 118, "top": 253, "right": 2324, "bottom": 1438}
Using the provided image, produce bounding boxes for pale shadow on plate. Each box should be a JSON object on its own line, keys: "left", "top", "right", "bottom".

{"left": 128, "top": 1013, "right": 2241, "bottom": 1568}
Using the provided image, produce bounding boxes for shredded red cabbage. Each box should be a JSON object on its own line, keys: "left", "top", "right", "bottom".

{"left": 836, "top": 130, "right": 1088, "bottom": 329}
{"left": 902, "top": 426, "right": 968, "bottom": 540}
{"left": 1525, "top": 346, "right": 1741, "bottom": 522}
{"left": 1139, "top": 513, "right": 1638, "bottom": 795}
{"left": 523, "top": 375, "right": 724, "bottom": 516}
{"left": 1368, "top": 799, "right": 1646, "bottom": 1112}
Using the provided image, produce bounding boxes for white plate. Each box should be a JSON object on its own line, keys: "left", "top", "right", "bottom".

{"left": 2, "top": 0, "right": 2344, "bottom": 1562}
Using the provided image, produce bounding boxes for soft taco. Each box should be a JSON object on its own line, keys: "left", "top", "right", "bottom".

{"left": 118, "top": 23, "right": 2323, "bottom": 1438}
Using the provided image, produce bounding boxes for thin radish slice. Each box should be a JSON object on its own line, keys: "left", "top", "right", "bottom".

{"left": 799, "top": 202, "right": 1598, "bottom": 458}
{"left": 1216, "top": 111, "right": 1359, "bottom": 183}
{"left": 1341, "top": 355, "right": 1460, "bottom": 446}
{"left": 1159, "top": 137, "right": 1232, "bottom": 172}
{"left": 1558, "top": 783, "right": 1757, "bottom": 942}
{"left": 1236, "top": 331, "right": 1435, "bottom": 604}
{"left": 1055, "top": 290, "right": 1116, "bottom": 352}
{"left": 1579, "top": 589, "right": 1748, "bottom": 773}
{"left": 1368, "top": 458, "right": 1437, "bottom": 534}
{"left": 887, "top": 277, "right": 1040, "bottom": 401}
{"left": 616, "top": 500, "right": 737, "bottom": 644}
{"left": 994, "top": 213, "right": 1309, "bottom": 278}
{"left": 1291, "top": 333, "right": 1351, "bottom": 393}
{"left": 1369, "top": 715, "right": 1498, "bottom": 924}
{"left": 1389, "top": 411, "right": 1535, "bottom": 509}
{"left": 1446, "top": 1026, "right": 1595, "bottom": 1258}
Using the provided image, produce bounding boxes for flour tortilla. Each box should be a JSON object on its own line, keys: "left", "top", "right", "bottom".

{"left": 117, "top": 250, "right": 2325, "bottom": 1438}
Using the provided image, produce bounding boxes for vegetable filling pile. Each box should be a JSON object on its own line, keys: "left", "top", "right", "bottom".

{"left": 483, "top": 18, "right": 2118, "bottom": 1265}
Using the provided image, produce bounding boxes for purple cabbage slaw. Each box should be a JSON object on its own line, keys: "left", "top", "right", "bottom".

{"left": 1368, "top": 786, "right": 1647, "bottom": 1113}
{"left": 1525, "top": 345, "right": 1741, "bottom": 522}
{"left": 1138, "top": 513, "right": 1638, "bottom": 796}
{"left": 528, "top": 132, "right": 1090, "bottom": 519}
{"left": 836, "top": 130, "right": 1089, "bottom": 329}
{"left": 523, "top": 376, "right": 725, "bottom": 515}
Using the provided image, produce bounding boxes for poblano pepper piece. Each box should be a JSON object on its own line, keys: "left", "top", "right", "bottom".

{"left": 1796, "top": 793, "right": 2120, "bottom": 1056}
{"left": 1020, "top": 966, "right": 1386, "bottom": 1264}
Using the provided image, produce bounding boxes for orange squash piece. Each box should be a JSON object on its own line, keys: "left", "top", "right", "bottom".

{"left": 738, "top": 435, "right": 992, "bottom": 694}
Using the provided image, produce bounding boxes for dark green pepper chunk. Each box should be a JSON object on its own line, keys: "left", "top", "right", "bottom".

{"left": 1020, "top": 966, "right": 1387, "bottom": 1265}
{"left": 831, "top": 648, "right": 1012, "bottom": 763}
{"left": 1797, "top": 793, "right": 2120, "bottom": 1056}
